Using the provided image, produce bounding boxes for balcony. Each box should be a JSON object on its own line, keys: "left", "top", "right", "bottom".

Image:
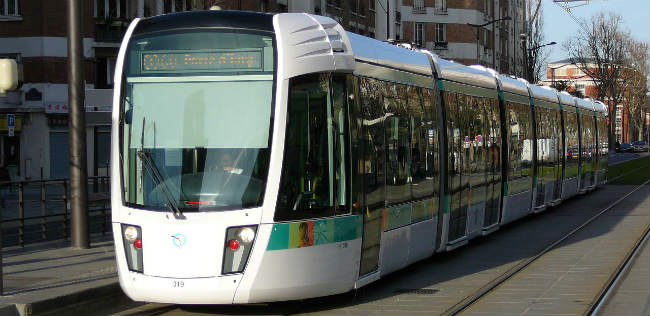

{"left": 412, "top": 7, "right": 426, "bottom": 14}
{"left": 434, "top": 8, "right": 447, "bottom": 15}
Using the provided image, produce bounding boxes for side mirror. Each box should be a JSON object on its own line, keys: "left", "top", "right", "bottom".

{"left": 125, "top": 108, "right": 133, "bottom": 124}
{"left": 0, "top": 59, "right": 19, "bottom": 95}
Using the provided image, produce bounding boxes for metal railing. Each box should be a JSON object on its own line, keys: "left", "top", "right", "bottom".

{"left": 0, "top": 176, "right": 111, "bottom": 295}
{"left": 0, "top": 176, "right": 111, "bottom": 247}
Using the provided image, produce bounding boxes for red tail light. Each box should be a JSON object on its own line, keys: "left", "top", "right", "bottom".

{"left": 134, "top": 239, "right": 142, "bottom": 249}
{"left": 228, "top": 239, "right": 240, "bottom": 251}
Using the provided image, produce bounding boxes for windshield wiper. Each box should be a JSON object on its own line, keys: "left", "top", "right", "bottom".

{"left": 137, "top": 150, "right": 184, "bottom": 218}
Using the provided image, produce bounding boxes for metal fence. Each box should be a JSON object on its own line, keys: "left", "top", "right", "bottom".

{"left": 0, "top": 176, "right": 111, "bottom": 247}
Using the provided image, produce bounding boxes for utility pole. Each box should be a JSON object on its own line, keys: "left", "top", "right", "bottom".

{"left": 386, "top": 0, "right": 390, "bottom": 40}
{"left": 67, "top": 0, "right": 89, "bottom": 249}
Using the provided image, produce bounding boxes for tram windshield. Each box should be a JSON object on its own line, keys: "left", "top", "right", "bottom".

{"left": 120, "top": 29, "right": 274, "bottom": 212}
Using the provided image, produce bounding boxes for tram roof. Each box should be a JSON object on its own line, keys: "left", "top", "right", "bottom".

{"left": 498, "top": 74, "right": 529, "bottom": 96}
{"left": 133, "top": 10, "right": 274, "bottom": 34}
{"left": 594, "top": 100, "right": 608, "bottom": 114}
{"left": 438, "top": 59, "right": 498, "bottom": 90}
{"left": 347, "top": 32, "right": 432, "bottom": 76}
{"left": 528, "top": 84, "right": 559, "bottom": 104}
{"left": 576, "top": 98, "right": 595, "bottom": 111}
{"left": 558, "top": 91, "right": 576, "bottom": 107}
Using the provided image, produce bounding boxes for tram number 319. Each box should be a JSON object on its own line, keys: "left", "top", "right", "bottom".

{"left": 173, "top": 280, "right": 185, "bottom": 288}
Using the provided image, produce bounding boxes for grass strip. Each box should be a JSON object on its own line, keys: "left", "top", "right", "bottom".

{"left": 608, "top": 156, "right": 650, "bottom": 185}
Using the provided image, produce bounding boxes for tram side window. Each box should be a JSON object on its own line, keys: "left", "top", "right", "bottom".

{"left": 598, "top": 116, "right": 608, "bottom": 168}
{"left": 564, "top": 109, "right": 579, "bottom": 178}
{"left": 422, "top": 88, "right": 439, "bottom": 187}
{"left": 359, "top": 77, "right": 386, "bottom": 209}
{"left": 275, "top": 74, "right": 351, "bottom": 221}
{"left": 506, "top": 101, "right": 533, "bottom": 195}
{"left": 410, "top": 87, "right": 434, "bottom": 200}
{"left": 385, "top": 84, "right": 412, "bottom": 205}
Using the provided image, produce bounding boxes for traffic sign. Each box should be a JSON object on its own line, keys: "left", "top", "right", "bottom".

{"left": 7, "top": 114, "right": 14, "bottom": 137}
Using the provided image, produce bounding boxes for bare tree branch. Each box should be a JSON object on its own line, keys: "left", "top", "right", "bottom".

{"left": 564, "top": 12, "right": 631, "bottom": 148}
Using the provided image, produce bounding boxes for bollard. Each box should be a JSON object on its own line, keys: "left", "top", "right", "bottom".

{"left": 18, "top": 182, "right": 23, "bottom": 247}
{"left": 62, "top": 180, "right": 69, "bottom": 241}
{"left": 41, "top": 181, "right": 47, "bottom": 240}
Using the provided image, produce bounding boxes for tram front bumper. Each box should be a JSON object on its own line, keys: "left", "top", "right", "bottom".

{"left": 120, "top": 271, "right": 243, "bottom": 304}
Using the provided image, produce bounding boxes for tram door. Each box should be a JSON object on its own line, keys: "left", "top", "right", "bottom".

{"left": 357, "top": 77, "right": 385, "bottom": 277}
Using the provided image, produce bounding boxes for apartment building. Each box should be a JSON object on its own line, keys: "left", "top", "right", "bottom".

{"left": 398, "top": 0, "right": 527, "bottom": 76}
{"left": 0, "top": 0, "right": 373, "bottom": 181}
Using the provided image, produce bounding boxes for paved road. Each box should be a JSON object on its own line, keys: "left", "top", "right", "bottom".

{"left": 109, "top": 185, "right": 650, "bottom": 316}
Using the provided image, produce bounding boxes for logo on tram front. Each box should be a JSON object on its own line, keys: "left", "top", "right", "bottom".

{"left": 171, "top": 233, "right": 186, "bottom": 248}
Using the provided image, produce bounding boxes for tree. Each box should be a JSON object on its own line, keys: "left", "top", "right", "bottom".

{"left": 550, "top": 80, "right": 570, "bottom": 92}
{"left": 625, "top": 40, "right": 649, "bottom": 141}
{"left": 525, "top": 0, "right": 551, "bottom": 83}
{"left": 564, "top": 12, "right": 631, "bottom": 149}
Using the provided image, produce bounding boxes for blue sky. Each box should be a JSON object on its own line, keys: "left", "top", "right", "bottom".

{"left": 541, "top": 0, "right": 650, "bottom": 64}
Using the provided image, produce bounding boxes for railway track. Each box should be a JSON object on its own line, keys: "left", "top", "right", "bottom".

{"left": 441, "top": 179, "right": 650, "bottom": 316}
{"left": 588, "top": 221, "right": 650, "bottom": 315}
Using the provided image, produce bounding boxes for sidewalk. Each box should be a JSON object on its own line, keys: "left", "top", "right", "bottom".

{"left": 0, "top": 237, "right": 123, "bottom": 316}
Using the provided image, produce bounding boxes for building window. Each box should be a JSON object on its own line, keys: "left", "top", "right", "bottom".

{"left": 434, "top": 0, "right": 446, "bottom": 13}
{"left": 435, "top": 23, "right": 446, "bottom": 43}
{"left": 413, "top": 0, "right": 425, "bottom": 14}
{"left": 95, "top": 0, "right": 127, "bottom": 18}
{"left": 415, "top": 23, "right": 424, "bottom": 47}
{"left": 0, "top": 0, "right": 20, "bottom": 17}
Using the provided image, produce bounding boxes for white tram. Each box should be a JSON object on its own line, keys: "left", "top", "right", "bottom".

{"left": 111, "top": 11, "right": 609, "bottom": 304}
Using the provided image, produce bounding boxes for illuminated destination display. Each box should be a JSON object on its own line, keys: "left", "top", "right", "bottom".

{"left": 141, "top": 49, "right": 263, "bottom": 73}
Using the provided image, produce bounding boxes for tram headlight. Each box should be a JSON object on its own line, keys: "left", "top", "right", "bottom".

{"left": 236, "top": 227, "right": 256, "bottom": 244}
{"left": 121, "top": 224, "right": 143, "bottom": 273}
{"left": 222, "top": 225, "right": 257, "bottom": 274}
{"left": 123, "top": 225, "right": 139, "bottom": 242}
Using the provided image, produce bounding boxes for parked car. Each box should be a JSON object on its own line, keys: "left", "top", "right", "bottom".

{"left": 619, "top": 142, "right": 633, "bottom": 152}
{"left": 632, "top": 141, "right": 648, "bottom": 152}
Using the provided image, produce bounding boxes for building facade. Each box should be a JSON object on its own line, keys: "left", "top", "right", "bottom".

{"left": 542, "top": 59, "right": 645, "bottom": 144}
{"left": 2, "top": 0, "right": 530, "bottom": 181}
{"left": 397, "top": 0, "right": 527, "bottom": 76}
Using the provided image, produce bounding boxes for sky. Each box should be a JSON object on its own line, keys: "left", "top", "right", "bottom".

{"left": 541, "top": 0, "right": 650, "bottom": 64}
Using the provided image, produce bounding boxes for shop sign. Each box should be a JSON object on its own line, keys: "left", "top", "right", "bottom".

{"left": 46, "top": 103, "right": 69, "bottom": 114}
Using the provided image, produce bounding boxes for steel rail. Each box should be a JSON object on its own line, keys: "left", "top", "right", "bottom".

{"left": 587, "top": 224, "right": 650, "bottom": 316}
{"left": 441, "top": 179, "right": 650, "bottom": 316}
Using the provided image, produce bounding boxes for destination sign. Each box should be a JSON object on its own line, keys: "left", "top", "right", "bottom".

{"left": 141, "top": 49, "right": 263, "bottom": 73}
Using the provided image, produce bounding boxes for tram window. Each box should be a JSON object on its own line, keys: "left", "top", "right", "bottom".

{"left": 564, "top": 109, "right": 579, "bottom": 178}
{"left": 410, "top": 87, "right": 434, "bottom": 200}
{"left": 358, "top": 77, "right": 386, "bottom": 209}
{"left": 506, "top": 101, "right": 533, "bottom": 195}
{"left": 275, "top": 73, "right": 351, "bottom": 221}
{"left": 385, "top": 84, "right": 412, "bottom": 205}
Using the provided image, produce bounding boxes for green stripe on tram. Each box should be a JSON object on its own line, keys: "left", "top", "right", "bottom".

{"left": 266, "top": 215, "right": 362, "bottom": 251}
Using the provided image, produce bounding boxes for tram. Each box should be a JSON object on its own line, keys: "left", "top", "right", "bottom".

{"left": 111, "top": 10, "right": 609, "bottom": 304}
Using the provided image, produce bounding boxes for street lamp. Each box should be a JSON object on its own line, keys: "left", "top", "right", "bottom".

{"left": 467, "top": 16, "right": 511, "bottom": 66}
{"left": 525, "top": 41, "right": 557, "bottom": 83}
{"left": 528, "top": 41, "right": 557, "bottom": 52}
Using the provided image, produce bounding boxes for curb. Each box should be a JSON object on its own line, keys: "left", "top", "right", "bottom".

{"left": 0, "top": 282, "right": 134, "bottom": 316}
